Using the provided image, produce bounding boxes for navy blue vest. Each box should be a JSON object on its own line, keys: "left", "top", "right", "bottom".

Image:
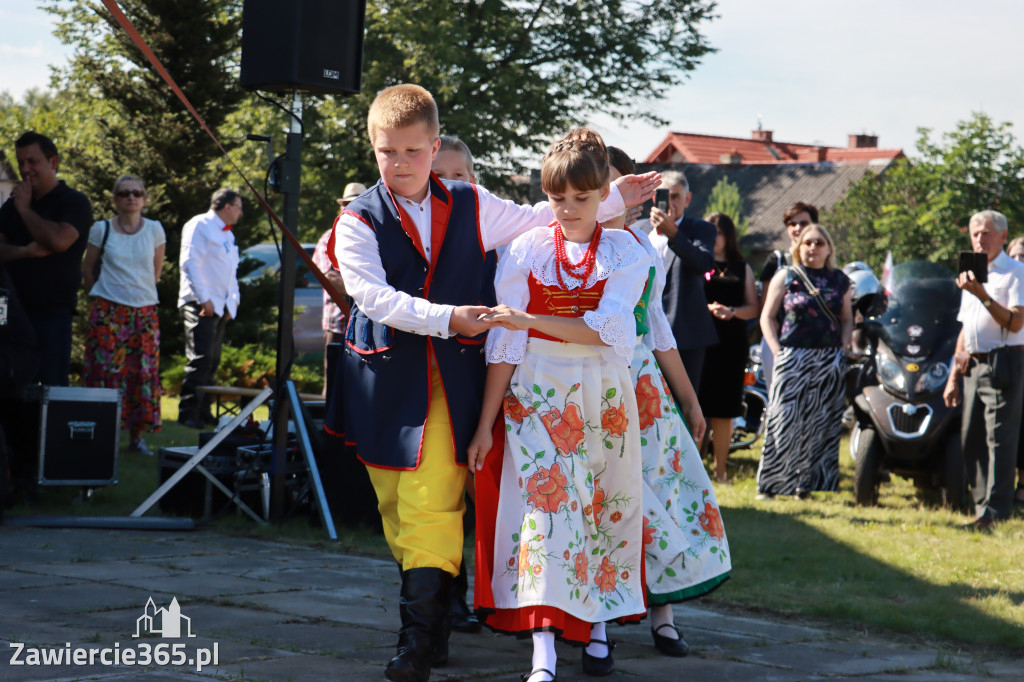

{"left": 325, "top": 175, "right": 496, "bottom": 469}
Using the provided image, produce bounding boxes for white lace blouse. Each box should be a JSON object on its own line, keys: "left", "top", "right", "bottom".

{"left": 625, "top": 226, "right": 677, "bottom": 352}
{"left": 485, "top": 225, "right": 652, "bottom": 366}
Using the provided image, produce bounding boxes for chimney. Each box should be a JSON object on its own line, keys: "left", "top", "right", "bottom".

{"left": 848, "top": 133, "right": 878, "bottom": 149}
{"left": 752, "top": 129, "right": 773, "bottom": 143}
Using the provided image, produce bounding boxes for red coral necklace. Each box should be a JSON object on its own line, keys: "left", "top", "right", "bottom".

{"left": 553, "top": 222, "right": 602, "bottom": 290}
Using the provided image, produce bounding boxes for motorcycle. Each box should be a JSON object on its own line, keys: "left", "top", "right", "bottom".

{"left": 731, "top": 344, "right": 769, "bottom": 451}
{"left": 848, "top": 260, "right": 966, "bottom": 509}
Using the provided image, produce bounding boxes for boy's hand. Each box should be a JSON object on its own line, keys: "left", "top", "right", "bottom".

{"left": 481, "top": 304, "right": 533, "bottom": 331}
{"left": 449, "top": 305, "right": 495, "bottom": 336}
{"left": 467, "top": 425, "right": 493, "bottom": 471}
{"left": 614, "top": 171, "right": 662, "bottom": 208}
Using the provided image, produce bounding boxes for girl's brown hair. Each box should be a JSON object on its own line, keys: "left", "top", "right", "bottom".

{"left": 540, "top": 128, "right": 610, "bottom": 194}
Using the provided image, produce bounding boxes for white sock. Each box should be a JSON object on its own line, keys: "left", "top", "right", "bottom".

{"left": 529, "top": 631, "right": 556, "bottom": 681}
{"left": 651, "top": 604, "right": 678, "bottom": 638}
{"left": 586, "top": 621, "right": 609, "bottom": 658}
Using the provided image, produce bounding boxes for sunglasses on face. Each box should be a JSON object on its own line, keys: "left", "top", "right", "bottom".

{"left": 115, "top": 189, "right": 145, "bottom": 198}
{"left": 787, "top": 219, "right": 811, "bottom": 228}
{"left": 801, "top": 238, "right": 827, "bottom": 248}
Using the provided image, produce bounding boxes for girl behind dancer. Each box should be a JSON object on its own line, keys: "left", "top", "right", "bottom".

{"left": 468, "top": 129, "right": 649, "bottom": 682}
{"left": 606, "top": 147, "right": 732, "bottom": 657}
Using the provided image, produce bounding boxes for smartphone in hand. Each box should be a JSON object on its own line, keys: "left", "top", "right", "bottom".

{"left": 655, "top": 188, "right": 669, "bottom": 212}
{"left": 958, "top": 250, "right": 987, "bottom": 283}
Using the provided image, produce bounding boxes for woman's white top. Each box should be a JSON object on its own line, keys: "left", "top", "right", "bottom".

{"left": 485, "top": 225, "right": 651, "bottom": 367}
{"left": 88, "top": 218, "right": 166, "bottom": 307}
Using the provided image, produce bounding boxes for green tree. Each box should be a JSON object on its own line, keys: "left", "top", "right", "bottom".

{"left": 19, "top": 0, "right": 718, "bottom": 358}
{"left": 827, "top": 112, "right": 1024, "bottom": 272}
{"left": 704, "top": 175, "right": 750, "bottom": 235}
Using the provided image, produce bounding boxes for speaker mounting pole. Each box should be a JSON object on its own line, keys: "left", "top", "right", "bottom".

{"left": 271, "top": 90, "right": 303, "bottom": 520}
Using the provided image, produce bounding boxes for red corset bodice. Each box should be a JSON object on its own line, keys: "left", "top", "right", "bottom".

{"left": 526, "top": 272, "right": 606, "bottom": 342}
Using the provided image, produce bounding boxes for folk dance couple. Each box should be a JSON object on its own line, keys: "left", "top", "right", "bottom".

{"left": 328, "top": 84, "right": 730, "bottom": 682}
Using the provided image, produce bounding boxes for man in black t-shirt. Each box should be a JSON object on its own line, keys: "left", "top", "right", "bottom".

{"left": 0, "top": 131, "right": 92, "bottom": 386}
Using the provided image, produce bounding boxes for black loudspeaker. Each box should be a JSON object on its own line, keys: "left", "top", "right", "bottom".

{"left": 240, "top": 0, "right": 366, "bottom": 96}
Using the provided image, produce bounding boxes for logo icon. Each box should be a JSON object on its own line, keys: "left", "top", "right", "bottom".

{"left": 134, "top": 597, "right": 196, "bottom": 639}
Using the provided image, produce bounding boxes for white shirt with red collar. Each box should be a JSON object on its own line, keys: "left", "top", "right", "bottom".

{"left": 177, "top": 209, "right": 241, "bottom": 318}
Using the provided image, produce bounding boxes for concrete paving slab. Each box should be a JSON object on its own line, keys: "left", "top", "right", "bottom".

{"left": 0, "top": 569, "right": 78, "bottom": 592}
{"left": 12, "top": 560, "right": 177, "bottom": 583}
{"left": 112, "top": 571, "right": 297, "bottom": 598}
{"left": 1, "top": 526, "right": 1020, "bottom": 682}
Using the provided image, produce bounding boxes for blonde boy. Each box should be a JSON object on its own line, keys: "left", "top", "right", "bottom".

{"left": 327, "top": 84, "right": 658, "bottom": 682}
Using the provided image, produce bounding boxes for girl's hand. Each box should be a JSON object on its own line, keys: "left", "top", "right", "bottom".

{"left": 467, "top": 425, "right": 493, "bottom": 471}
{"left": 683, "top": 400, "right": 707, "bottom": 444}
{"left": 613, "top": 171, "right": 662, "bottom": 208}
{"left": 481, "top": 305, "right": 533, "bottom": 331}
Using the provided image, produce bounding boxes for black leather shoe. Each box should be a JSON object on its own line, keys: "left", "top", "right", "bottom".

{"left": 581, "top": 638, "right": 615, "bottom": 676}
{"left": 178, "top": 415, "right": 204, "bottom": 430}
{"left": 450, "top": 560, "right": 481, "bottom": 633}
{"left": 961, "top": 517, "right": 994, "bottom": 532}
{"left": 521, "top": 667, "right": 556, "bottom": 682}
{"left": 651, "top": 623, "right": 690, "bottom": 657}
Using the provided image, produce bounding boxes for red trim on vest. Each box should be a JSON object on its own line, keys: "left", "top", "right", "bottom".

{"left": 344, "top": 339, "right": 394, "bottom": 355}
{"left": 525, "top": 273, "right": 607, "bottom": 342}
{"left": 470, "top": 183, "right": 486, "bottom": 258}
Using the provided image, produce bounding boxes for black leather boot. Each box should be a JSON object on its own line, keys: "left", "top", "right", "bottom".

{"left": 385, "top": 567, "right": 452, "bottom": 682}
{"left": 450, "top": 559, "right": 481, "bottom": 633}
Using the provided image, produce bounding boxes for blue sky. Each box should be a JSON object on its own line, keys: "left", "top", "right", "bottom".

{"left": 4, "top": 1, "right": 1024, "bottom": 161}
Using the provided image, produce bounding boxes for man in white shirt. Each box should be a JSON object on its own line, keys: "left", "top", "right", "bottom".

{"left": 177, "top": 189, "right": 243, "bottom": 428}
{"left": 944, "top": 210, "right": 1024, "bottom": 529}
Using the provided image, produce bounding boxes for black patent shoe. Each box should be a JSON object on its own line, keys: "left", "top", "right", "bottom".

{"left": 521, "top": 667, "right": 557, "bottom": 682}
{"left": 652, "top": 623, "right": 690, "bottom": 657}
{"left": 581, "top": 638, "right": 615, "bottom": 676}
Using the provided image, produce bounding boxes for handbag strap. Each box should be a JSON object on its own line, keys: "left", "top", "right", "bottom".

{"left": 100, "top": 219, "right": 111, "bottom": 255}
{"left": 791, "top": 265, "right": 841, "bottom": 329}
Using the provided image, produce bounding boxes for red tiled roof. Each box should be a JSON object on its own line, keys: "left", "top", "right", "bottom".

{"left": 645, "top": 131, "right": 904, "bottom": 166}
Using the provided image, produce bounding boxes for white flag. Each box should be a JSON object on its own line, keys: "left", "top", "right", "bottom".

{"left": 881, "top": 251, "right": 894, "bottom": 293}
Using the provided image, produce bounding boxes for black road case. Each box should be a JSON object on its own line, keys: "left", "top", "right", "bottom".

{"left": 29, "top": 386, "right": 121, "bottom": 486}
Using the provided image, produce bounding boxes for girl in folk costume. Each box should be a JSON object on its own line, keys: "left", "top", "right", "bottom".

{"left": 604, "top": 147, "right": 732, "bottom": 657}
{"left": 468, "top": 129, "right": 650, "bottom": 682}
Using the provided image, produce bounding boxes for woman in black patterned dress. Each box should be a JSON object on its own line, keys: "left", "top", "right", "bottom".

{"left": 757, "top": 224, "right": 852, "bottom": 499}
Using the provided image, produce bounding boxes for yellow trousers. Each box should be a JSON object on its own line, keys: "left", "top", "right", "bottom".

{"left": 366, "top": 362, "right": 467, "bottom": 576}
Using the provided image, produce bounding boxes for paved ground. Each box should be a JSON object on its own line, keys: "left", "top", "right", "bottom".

{"left": 0, "top": 524, "right": 1018, "bottom": 682}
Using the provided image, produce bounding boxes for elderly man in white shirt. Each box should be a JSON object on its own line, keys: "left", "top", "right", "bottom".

{"left": 944, "top": 209, "right": 1024, "bottom": 530}
{"left": 177, "top": 188, "right": 243, "bottom": 428}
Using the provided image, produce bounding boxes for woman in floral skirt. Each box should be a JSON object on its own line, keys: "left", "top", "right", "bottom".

{"left": 468, "top": 129, "right": 650, "bottom": 682}
{"left": 81, "top": 175, "right": 165, "bottom": 454}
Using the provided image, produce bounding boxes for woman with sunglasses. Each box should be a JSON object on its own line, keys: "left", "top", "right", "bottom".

{"left": 81, "top": 176, "right": 166, "bottom": 455}
{"left": 756, "top": 224, "right": 852, "bottom": 499}
{"left": 757, "top": 202, "right": 818, "bottom": 388}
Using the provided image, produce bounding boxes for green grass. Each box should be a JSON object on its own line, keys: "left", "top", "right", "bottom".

{"left": 8, "top": 403, "right": 1024, "bottom": 652}
{"left": 710, "top": 436, "right": 1024, "bottom": 650}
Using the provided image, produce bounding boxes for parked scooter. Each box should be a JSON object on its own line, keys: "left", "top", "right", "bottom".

{"left": 849, "top": 260, "right": 965, "bottom": 508}
{"left": 731, "top": 344, "right": 768, "bottom": 451}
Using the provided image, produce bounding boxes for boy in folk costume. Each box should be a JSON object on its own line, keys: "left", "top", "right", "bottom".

{"left": 326, "top": 84, "right": 660, "bottom": 682}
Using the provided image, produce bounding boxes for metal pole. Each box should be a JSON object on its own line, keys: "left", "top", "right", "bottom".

{"left": 272, "top": 91, "right": 303, "bottom": 519}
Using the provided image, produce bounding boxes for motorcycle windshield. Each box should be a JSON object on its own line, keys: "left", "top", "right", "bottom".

{"left": 874, "top": 261, "right": 961, "bottom": 358}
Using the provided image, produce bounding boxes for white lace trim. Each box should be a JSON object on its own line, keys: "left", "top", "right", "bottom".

{"left": 646, "top": 319, "right": 677, "bottom": 352}
{"left": 485, "top": 328, "right": 528, "bottom": 364}
{"left": 583, "top": 310, "right": 634, "bottom": 360}
{"left": 524, "top": 227, "right": 644, "bottom": 289}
